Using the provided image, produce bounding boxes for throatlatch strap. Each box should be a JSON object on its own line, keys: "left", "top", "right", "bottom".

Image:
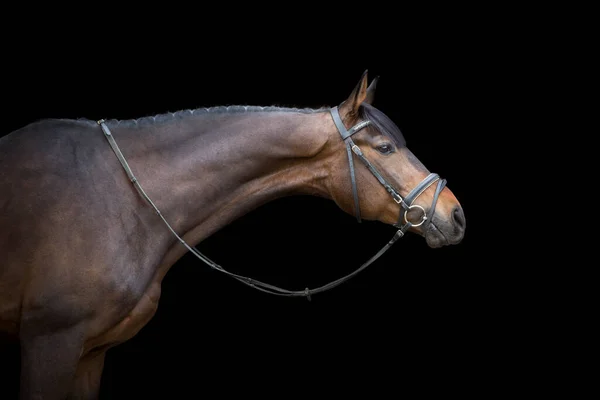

{"left": 345, "top": 140, "right": 362, "bottom": 222}
{"left": 330, "top": 106, "right": 372, "bottom": 222}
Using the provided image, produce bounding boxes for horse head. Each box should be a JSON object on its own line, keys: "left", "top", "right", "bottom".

{"left": 324, "top": 71, "right": 465, "bottom": 248}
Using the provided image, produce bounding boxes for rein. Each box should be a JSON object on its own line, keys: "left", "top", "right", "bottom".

{"left": 97, "top": 107, "right": 445, "bottom": 300}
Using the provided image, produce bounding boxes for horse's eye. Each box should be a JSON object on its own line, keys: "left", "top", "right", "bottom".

{"left": 376, "top": 143, "right": 394, "bottom": 154}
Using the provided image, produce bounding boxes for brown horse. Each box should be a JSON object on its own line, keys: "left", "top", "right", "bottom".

{"left": 0, "top": 71, "right": 465, "bottom": 399}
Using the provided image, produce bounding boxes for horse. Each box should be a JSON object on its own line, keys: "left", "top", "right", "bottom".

{"left": 0, "top": 71, "right": 465, "bottom": 399}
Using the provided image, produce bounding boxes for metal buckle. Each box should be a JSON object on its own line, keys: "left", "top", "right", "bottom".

{"left": 403, "top": 204, "right": 427, "bottom": 227}
{"left": 392, "top": 192, "right": 403, "bottom": 204}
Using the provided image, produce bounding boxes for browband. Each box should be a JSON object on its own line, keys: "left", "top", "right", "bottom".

{"left": 330, "top": 106, "right": 372, "bottom": 140}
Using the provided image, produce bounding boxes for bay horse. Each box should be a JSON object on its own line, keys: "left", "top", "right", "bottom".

{"left": 0, "top": 71, "right": 465, "bottom": 399}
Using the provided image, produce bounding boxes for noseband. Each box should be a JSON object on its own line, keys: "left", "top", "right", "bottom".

{"left": 330, "top": 106, "right": 447, "bottom": 236}
{"left": 98, "top": 107, "right": 446, "bottom": 300}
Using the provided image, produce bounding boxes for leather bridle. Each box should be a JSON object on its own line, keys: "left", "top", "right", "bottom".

{"left": 330, "top": 106, "right": 447, "bottom": 235}
{"left": 97, "top": 106, "right": 446, "bottom": 300}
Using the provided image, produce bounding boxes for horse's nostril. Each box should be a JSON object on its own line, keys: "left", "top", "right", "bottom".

{"left": 452, "top": 206, "right": 466, "bottom": 230}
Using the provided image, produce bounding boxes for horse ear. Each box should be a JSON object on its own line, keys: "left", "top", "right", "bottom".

{"left": 364, "top": 76, "right": 379, "bottom": 105}
{"left": 340, "top": 70, "right": 369, "bottom": 117}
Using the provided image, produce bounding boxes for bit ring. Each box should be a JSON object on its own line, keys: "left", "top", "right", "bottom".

{"left": 404, "top": 204, "right": 427, "bottom": 227}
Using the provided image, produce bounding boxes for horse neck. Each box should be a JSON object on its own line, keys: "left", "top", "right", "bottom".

{"left": 115, "top": 108, "right": 333, "bottom": 268}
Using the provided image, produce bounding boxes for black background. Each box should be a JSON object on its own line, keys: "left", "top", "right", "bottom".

{"left": 0, "top": 10, "right": 526, "bottom": 398}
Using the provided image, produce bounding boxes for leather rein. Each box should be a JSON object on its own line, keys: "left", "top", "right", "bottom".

{"left": 97, "top": 106, "right": 446, "bottom": 300}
